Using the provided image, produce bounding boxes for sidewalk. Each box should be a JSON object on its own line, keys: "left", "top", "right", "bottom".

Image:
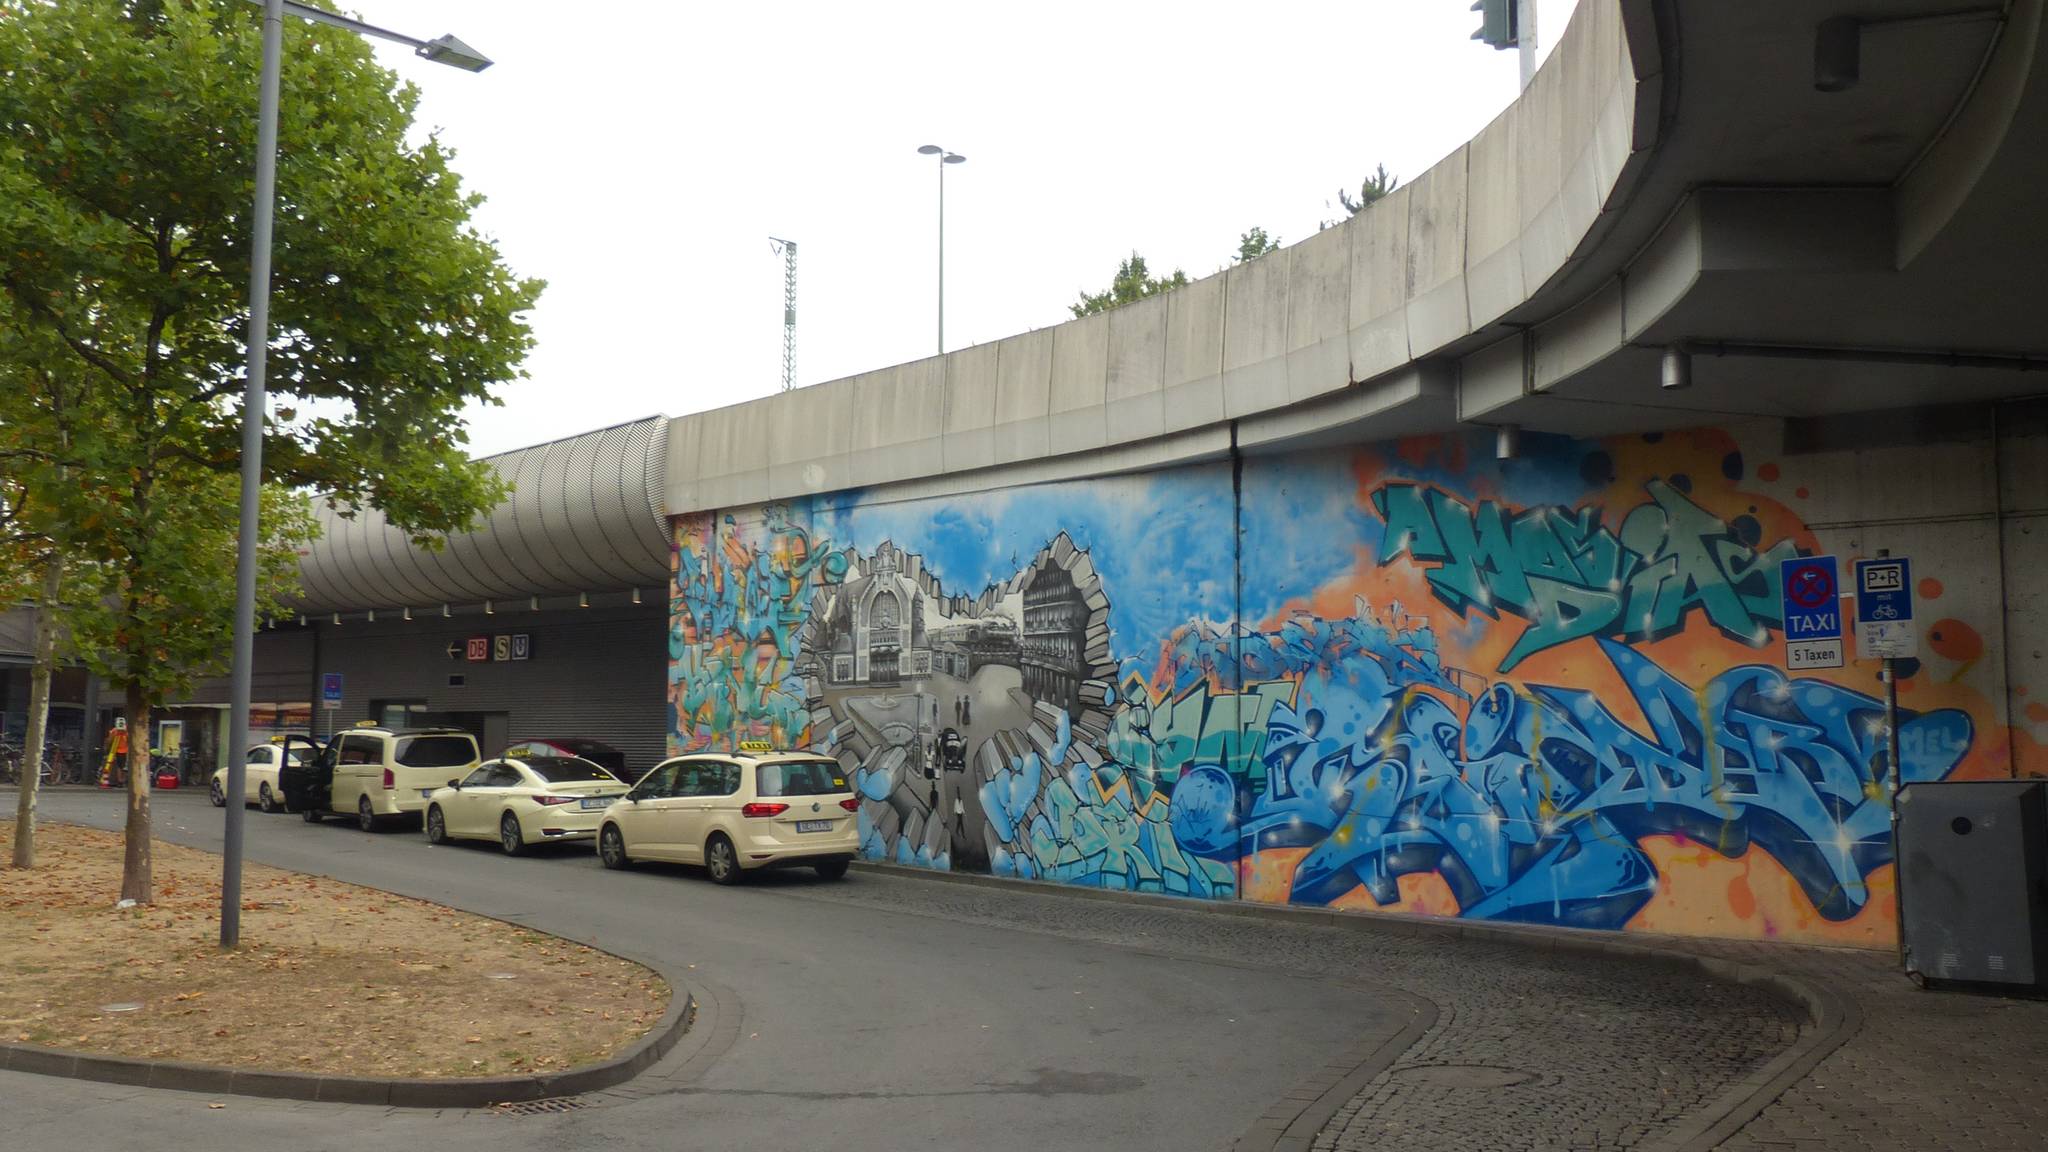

{"left": 1693, "top": 941, "right": 2046, "bottom": 1152}
{"left": 850, "top": 862, "right": 2048, "bottom": 1152}
{"left": 1305, "top": 923, "right": 2048, "bottom": 1152}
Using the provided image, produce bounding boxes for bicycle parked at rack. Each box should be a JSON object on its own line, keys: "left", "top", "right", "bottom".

{"left": 0, "top": 739, "right": 60, "bottom": 787}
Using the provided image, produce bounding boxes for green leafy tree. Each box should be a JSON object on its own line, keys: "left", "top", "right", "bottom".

{"left": 1236, "top": 227, "right": 1280, "bottom": 263}
{"left": 0, "top": 0, "right": 543, "bottom": 903}
{"left": 1070, "top": 252, "right": 1191, "bottom": 318}
{"left": 1337, "top": 163, "right": 1400, "bottom": 215}
{"left": 0, "top": 349, "right": 76, "bottom": 871}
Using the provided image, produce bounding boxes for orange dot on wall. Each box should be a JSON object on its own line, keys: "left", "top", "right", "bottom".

{"left": 1758, "top": 463, "right": 1780, "bottom": 482}
{"left": 2027, "top": 702, "right": 2048, "bottom": 725}
{"left": 1795, "top": 487, "right": 1810, "bottom": 499}
{"left": 1926, "top": 618, "right": 1983, "bottom": 662}
{"left": 1919, "top": 577, "right": 1944, "bottom": 600}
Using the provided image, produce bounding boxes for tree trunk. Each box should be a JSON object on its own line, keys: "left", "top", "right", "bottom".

{"left": 120, "top": 681, "right": 153, "bottom": 904}
{"left": 9, "top": 559, "right": 62, "bottom": 870}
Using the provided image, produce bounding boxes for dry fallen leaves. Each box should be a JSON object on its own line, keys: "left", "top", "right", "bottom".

{"left": 0, "top": 822, "right": 669, "bottom": 1079}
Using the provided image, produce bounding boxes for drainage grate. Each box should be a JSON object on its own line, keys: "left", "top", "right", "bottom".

{"left": 493, "top": 1096, "right": 588, "bottom": 1116}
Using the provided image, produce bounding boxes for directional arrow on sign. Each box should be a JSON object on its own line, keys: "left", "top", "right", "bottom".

{"left": 445, "top": 641, "right": 463, "bottom": 660}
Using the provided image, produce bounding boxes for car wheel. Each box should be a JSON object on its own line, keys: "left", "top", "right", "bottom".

{"left": 258, "top": 783, "right": 278, "bottom": 813}
{"left": 599, "top": 825, "right": 631, "bottom": 871}
{"left": 814, "top": 859, "right": 849, "bottom": 881}
{"left": 357, "top": 795, "right": 378, "bottom": 833}
{"left": 425, "top": 805, "right": 448, "bottom": 845}
{"left": 301, "top": 807, "right": 322, "bottom": 824}
{"left": 705, "top": 834, "right": 740, "bottom": 885}
{"left": 208, "top": 779, "right": 226, "bottom": 808}
{"left": 499, "top": 812, "right": 526, "bottom": 857}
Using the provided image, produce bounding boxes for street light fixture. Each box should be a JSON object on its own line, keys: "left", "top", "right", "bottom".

{"left": 917, "top": 144, "right": 966, "bottom": 355}
{"left": 220, "top": 0, "right": 492, "bottom": 951}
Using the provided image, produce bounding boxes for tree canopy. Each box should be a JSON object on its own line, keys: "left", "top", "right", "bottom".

{"left": 0, "top": 0, "right": 543, "bottom": 898}
{"left": 1069, "top": 252, "right": 1191, "bottom": 318}
{"left": 1236, "top": 227, "right": 1280, "bottom": 263}
{"left": 1338, "top": 163, "right": 1400, "bottom": 216}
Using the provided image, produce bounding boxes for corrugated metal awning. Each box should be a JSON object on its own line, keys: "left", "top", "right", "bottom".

{"left": 293, "top": 415, "right": 671, "bottom": 613}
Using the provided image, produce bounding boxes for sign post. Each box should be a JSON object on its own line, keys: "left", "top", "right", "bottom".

{"left": 1779, "top": 555, "right": 1843, "bottom": 670}
{"left": 1854, "top": 553, "right": 1915, "bottom": 797}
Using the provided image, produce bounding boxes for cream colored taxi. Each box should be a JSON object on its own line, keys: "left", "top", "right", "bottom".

{"left": 208, "top": 742, "right": 302, "bottom": 813}
{"left": 292, "top": 725, "right": 481, "bottom": 831}
{"left": 597, "top": 746, "right": 859, "bottom": 883}
{"left": 423, "top": 754, "right": 628, "bottom": 855}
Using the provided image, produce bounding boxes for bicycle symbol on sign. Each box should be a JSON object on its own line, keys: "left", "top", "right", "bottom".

{"left": 1870, "top": 603, "right": 1900, "bottom": 620}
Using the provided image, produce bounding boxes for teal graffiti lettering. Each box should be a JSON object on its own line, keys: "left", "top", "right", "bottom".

{"left": 1373, "top": 479, "right": 1796, "bottom": 671}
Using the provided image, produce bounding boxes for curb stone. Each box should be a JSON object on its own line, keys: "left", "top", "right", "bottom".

{"left": 0, "top": 963, "right": 697, "bottom": 1110}
{"left": 853, "top": 861, "right": 1856, "bottom": 1151}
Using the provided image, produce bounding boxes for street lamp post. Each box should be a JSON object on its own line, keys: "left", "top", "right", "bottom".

{"left": 916, "top": 144, "right": 966, "bottom": 355}
{"left": 222, "top": 0, "right": 491, "bottom": 950}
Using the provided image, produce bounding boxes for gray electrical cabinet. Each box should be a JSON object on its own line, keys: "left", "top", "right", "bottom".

{"left": 1898, "top": 780, "right": 2048, "bottom": 989}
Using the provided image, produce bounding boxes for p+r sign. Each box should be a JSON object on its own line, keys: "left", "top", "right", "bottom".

{"left": 1779, "top": 555, "right": 1843, "bottom": 670}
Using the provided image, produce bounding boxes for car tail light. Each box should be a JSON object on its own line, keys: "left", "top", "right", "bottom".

{"left": 740, "top": 802, "right": 789, "bottom": 818}
{"left": 839, "top": 797, "right": 860, "bottom": 811}
{"left": 534, "top": 795, "right": 577, "bottom": 807}
{"left": 381, "top": 768, "right": 394, "bottom": 789}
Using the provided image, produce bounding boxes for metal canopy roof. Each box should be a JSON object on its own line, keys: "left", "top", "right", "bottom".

{"left": 293, "top": 415, "right": 670, "bottom": 614}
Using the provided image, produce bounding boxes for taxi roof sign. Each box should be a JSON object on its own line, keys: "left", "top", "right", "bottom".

{"left": 736, "top": 739, "right": 775, "bottom": 753}
{"left": 353, "top": 719, "right": 379, "bottom": 728}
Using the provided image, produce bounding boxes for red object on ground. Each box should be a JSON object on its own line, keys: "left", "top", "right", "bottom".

{"left": 154, "top": 771, "right": 179, "bottom": 790}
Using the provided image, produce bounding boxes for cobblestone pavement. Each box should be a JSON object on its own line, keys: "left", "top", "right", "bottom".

{"left": 797, "top": 875, "right": 1804, "bottom": 1151}
{"left": 1693, "top": 941, "right": 2048, "bottom": 1152}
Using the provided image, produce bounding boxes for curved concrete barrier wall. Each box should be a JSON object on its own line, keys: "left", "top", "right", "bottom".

{"left": 295, "top": 416, "right": 671, "bottom": 613}
{"left": 667, "top": 0, "right": 1656, "bottom": 516}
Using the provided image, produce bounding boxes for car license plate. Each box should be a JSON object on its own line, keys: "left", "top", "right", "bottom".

{"left": 796, "top": 819, "right": 833, "bottom": 833}
{"left": 580, "top": 796, "right": 615, "bottom": 810}
{"left": 419, "top": 788, "right": 436, "bottom": 798}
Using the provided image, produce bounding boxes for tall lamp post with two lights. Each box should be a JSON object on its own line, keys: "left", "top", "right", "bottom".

{"left": 220, "top": 0, "right": 492, "bottom": 949}
{"left": 916, "top": 144, "right": 965, "bottom": 355}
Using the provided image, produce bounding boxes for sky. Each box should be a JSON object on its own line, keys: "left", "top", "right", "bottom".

{"left": 348, "top": 0, "right": 1580, "bottom": 456}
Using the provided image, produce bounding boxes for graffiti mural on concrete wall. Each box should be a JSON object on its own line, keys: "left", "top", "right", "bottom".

{"left": 670, "top": 429, "right": 1995, "bottom": 944}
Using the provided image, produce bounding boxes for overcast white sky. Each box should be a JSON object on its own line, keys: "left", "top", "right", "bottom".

{"left": 349, "top": 0, "right": 1579, "bottom": 456}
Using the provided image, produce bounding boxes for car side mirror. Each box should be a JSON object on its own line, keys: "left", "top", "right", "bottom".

{"left": 447, "top": 779, "right": 462, "bottom": 789}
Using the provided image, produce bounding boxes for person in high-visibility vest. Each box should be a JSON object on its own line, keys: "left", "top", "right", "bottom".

{"left": 99, "top": 728, "right": 128, "bottom": 788}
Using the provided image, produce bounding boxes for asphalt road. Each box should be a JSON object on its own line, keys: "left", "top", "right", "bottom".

{"left": 2, "top": 788, "right": 1403, "bottom": 1151}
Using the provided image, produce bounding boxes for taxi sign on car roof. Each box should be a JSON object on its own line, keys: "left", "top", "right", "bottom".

{"left": 736, "top": 740, "right": 774, "bottom": 753}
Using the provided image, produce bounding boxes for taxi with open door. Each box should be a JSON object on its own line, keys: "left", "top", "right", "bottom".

{"left": 596, "top": 742, "right": 859, "bottom": 883}
{"left": 279, "top": 723, "right": 481, "bottom": 831}
{"left": 423, "top": 753, "right": 628, "bottom": 855}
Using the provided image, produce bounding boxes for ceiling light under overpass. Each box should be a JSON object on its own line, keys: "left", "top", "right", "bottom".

{"left": 1815, "top": 15, "right": 1861, "bottom": 92}
{"left": 1495, "top": 424, "right": 1521, "bottom": 460}
{"left": 1662, "top": 344, "right": 1694, "bottom": 390}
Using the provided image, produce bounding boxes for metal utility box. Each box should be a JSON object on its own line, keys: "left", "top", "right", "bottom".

{"left": 1898, "top": 780, "right": 2048, "bottom": 989}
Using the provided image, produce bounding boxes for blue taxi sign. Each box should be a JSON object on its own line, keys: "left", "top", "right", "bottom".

{"left": 1779, "top": 555, "right": 1843, "bottom": 669}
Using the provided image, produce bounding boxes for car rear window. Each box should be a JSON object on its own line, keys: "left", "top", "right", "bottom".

{"left": 756, "top": 759, "right": 848, "bottom": 797}
{"left": 524, "top": 756, "right": 618, "bottom": 784}
{"left": 392, "top": 735, "right": 477, "bottom": 768}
